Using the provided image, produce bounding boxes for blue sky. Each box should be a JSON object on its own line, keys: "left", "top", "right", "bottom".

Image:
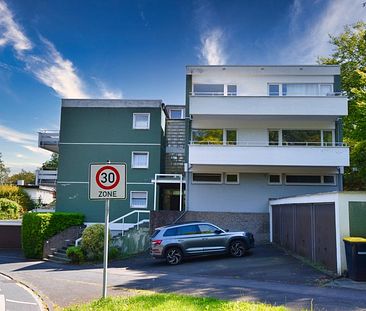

{"left": 0, "top": 0, "right": 365, "bottom": 173}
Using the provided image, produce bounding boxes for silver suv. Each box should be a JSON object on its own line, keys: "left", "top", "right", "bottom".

{"left": 150, "top": 221, "right": 254, "bottom": 265}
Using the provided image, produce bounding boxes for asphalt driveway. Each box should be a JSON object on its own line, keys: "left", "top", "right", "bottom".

{"left": 0, "top": 245, "right": 365, "bottom": 310}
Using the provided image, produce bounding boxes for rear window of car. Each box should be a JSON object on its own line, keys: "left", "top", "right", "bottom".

{"left": 163, "top": 228, "right": 177, "bottom": 237}
{"left": 151, "top": 229, "right": 160, "bottom": 238}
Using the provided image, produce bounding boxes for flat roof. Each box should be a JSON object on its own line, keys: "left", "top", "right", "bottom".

{"left": 62, "top": 99, "right": 163, "bottom": 108}
{"left": 186, "top": 65, "right": 340, "bottom": 75}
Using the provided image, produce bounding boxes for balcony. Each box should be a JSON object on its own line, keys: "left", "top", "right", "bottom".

{"left": 35, "top": 169, "right": 57, "bottom": 187}
{"left": 38, "top": 130, "right": 59, "bottom": 153}
{"left": 189, "top": 95, "right": 348, "bottom": 117}
{"left": 189, "top": 142, "right": 349, "bottom": 167}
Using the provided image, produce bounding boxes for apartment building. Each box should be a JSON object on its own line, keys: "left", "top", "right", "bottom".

{"left": 184, "top": 65, "right": 349, "bottom": 240}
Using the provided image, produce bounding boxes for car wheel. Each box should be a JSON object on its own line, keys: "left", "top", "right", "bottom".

{"left": 229, "top": 240, "right": 246, "bottom": 257}
{"left": 165, "top": 247, "right": 183, "bottom": 265}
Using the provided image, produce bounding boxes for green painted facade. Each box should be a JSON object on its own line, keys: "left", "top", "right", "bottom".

{"left": 56, "top": 101, "right": 164, "bottom": 222}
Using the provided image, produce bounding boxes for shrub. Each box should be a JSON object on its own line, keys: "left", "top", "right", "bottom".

{"left": 81, "top": 224, "right": 110, "bottom": 261}
{"left": 0, "top": 198, "right": 22, "bottom": 219}
{"left": 108, "top": 246, "right": 120, "bottom": 260}
{"left": 22, "top": 212, "right": 84, "bottom": 259}
{"left": 66, "top": 246, "right": 84, "bottom": 264}
{"left": 0, "top": 185, "right": 35, "bottom": 211}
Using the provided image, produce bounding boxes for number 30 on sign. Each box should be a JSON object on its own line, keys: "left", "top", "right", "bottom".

{"left": 89, "top": 163, "right": 127, "bottom": 200}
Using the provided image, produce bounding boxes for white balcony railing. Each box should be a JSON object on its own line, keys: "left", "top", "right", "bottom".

{"left": 35, "top": 169, "right": 57, "bottom": 186}
{"left": 190, "top": 141, "right": 348, "bottom": 147}
{"left": 38, "top": 130, "right": 59, "bottom": 153}
{"left": 189, "top": 142, "right": 349, "bottom": 167}
{"left": 189, "top": 96, "right": 348, "bottom": 117}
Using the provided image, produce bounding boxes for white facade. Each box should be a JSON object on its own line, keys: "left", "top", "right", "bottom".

{"left": 186, "top": 65, "right": 349, "bottom": 214}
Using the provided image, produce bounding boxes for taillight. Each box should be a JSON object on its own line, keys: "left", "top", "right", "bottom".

{"left": 152, "top": 240, "right": 162, "bottom": 245}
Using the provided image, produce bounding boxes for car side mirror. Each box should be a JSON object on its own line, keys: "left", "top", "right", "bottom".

{"left": 214, "top": 230, "right": 222, "bottom": 234}
{"left": 225, "top": 229, "right": 229, "bottom": 232}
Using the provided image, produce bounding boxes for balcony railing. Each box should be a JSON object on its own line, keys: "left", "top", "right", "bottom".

{"left": 38, "top": 130, "right": 59, "bottom": 153}
{"left": 189, "top": 143, "right": 349, "bottom": 167}
{"left": 190, "top": 141, "right": 347, "bottom": 147}
{"left": 190, "top": 92, "right": 344, "bottom": 97}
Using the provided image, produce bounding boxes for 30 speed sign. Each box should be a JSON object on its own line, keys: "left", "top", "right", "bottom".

{"left": 89, "top": 163, "right": 126, "bottom": 200}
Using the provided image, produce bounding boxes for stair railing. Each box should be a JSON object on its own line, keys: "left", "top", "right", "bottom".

{"left": 75, "top": 210, "right": 150, "bottom": 246}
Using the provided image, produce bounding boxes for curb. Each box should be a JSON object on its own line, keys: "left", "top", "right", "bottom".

{"left": 0, "top": 272, "right": 54, "bottom": 311}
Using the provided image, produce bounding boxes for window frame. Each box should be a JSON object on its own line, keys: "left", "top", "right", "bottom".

{"left": 132, "top": 113, "right": 150, "bottom": 130}
{"left": 284, "top": 174, "right": 337, "bottom": 186}
{"left": 192, "top": 173, "right": 223, "bottom": 184}
{"left": 130, "top": 191, "right": 148, "bottom": 209}
{"left": 268, "top": 174, "right": 282, "bottom": 185}
{"left": 169, "top": 109, "right": 184, "bottom": 119}
{"left": 225, "top": 173, "right": 239, "bottom": 184}
{"left": 131, "top": 151, "right": 149, "bottom": 169}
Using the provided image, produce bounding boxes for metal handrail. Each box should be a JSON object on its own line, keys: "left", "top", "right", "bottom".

{"left": 190, "top": 141, "right": 348, "bottom": 147}
{"left": 75, "top": 210, "right": 151, "bottom": 246}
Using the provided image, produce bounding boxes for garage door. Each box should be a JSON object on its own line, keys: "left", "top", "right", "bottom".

{"left": 272, "top": 203, "right": 336, "bottom": 272}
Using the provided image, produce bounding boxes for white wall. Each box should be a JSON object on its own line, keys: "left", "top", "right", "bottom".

{"left": 23, "top": 188, "right": 55, "bottom": 205}
{"left": 191, "top": 67, "right": 336, "bottom": 96}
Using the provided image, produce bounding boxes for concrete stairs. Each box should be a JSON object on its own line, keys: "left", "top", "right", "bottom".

{"left": 44, "top": 241, "right": 74, "bottom": 264}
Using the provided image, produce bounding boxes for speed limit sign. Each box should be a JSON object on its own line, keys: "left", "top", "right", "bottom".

{"left": 89, "top": 163, "right": 126, "bottom": 200}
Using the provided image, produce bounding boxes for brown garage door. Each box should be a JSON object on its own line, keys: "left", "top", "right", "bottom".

{"left": 272, "top": 203, "right": 336, "bottom": 272}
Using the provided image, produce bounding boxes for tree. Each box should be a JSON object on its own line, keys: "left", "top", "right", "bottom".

{"left": 7, "top": 170, "right": 36, "bottom": 185}
{"left": 319, "top": 22, "right": 366, "bottom": 189}
{"left": 42, "top": 153, "right": 58, "bottom": 170}
{"left": 0, "top": 153, "right": 10, "bottom": 185}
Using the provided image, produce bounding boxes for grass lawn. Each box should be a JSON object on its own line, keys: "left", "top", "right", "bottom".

{"left": 63, "top": 293, "right": 288, "bottom": 311}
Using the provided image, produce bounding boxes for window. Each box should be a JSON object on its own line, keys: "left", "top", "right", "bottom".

{"left": 269, "top": 84, "right": 280, "bottom": 96}
{"left": 282, "top": 84, "right": 318, "bottom": 96}
{"left": 192, "top": 173, "right": 222, "bottom": 184}
{"left": 227, "top": 85, "right": 237, "bottom": 96}
{"left": 132, "top": 152, "right": 149, "bottom": 168}
{"left": 198, "top": 224, "right": 220, "bottom": 234}
{"left": 226, "top": 130, "right": 237, "bottom": 145}
{"left": 176, "top": 225, "right": 200, "bottom": 235}
{"left": 320, "top": 84, "right": 333, "bottom": 96}
{"left": 323, "top": 175, "right": 336, "bottom": 184}
{"left": 323, "top": 130, "right": 333, "bottom": 146}
{"left": 170, "top": 109, "right": 184, "bottom": 119}
{"left": 285, "top": 175, "right": 336, "bottom": 185}
{"left": 130, "top": 191, "right": 148, "bottom": 208}
{"left": 192, "top": 129, "right": 223, "bottom": 144}
{"left": 164, "top": 228, "right": 178, "bottom": 237}
{"left": 133, "top": 113, "right": 150, "bottom": 129}
{"left": 269, "top": 130, "right": 279, "bottom": 146}
{"left": 193, "top": 84, "right": 224, "bottom": 96}
{"left": 225, "top": 173, "right": 239, "bottom": 184}
{"left": 268, "top": 174, "right": 282, "bottom": 184}
{"left": 282, "top": 130, "right": 321, "bottom": 146}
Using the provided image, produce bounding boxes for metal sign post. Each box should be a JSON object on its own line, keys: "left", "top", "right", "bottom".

{"left": 89, "top": 162, "right": 126, "bottom": 299}
{"left": 102, "top": 198, "right": 110, "bottom": 298}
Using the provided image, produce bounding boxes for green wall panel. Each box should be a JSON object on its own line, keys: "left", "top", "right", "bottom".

{"left": 57, "top": 183, "right": 155, "bottom": 222}
{"left": 60, "top": 107, "right": 162, "bottom": 143}
{"left": 349, "top": 201, "right": 366, "bottom": 237}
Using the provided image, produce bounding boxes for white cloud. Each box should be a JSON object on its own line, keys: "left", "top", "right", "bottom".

{"left": 21, "top": 37, "right": 89, "bottom": 98}
{"left": 22, "top": 144, "right": 51, "bottom": 155}
{"left": 93, "top": 78, "right": 123, "bottom": 99}
{"left": 0, "top": 0, "right": 122, "bottom": 99}
{"left": 0, "top": 0, "right": 32, "bottom": 51}
{"left": 289, "top": 0, "right": 302, "bottom": 34}
{"left": 282, "top": 0, "right": 366, "bottom": 63}
{"left": 199, "top": 28, "right": 227, "bottom": 65}
{"left": 0, "top": 124, "right": 36, "bottom": 143}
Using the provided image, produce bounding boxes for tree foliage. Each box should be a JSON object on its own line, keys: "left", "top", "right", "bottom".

{"left": 319, "top": 22, "right": 366, "bottom": 189}
{"left": 7, "top": 170, "right": 36, "bottom": 185}
{"left": 0, "top": 153, "right": 10, "bottom": 185}
{"left": 42, "top": 153, "right": 58, "bottom": 170}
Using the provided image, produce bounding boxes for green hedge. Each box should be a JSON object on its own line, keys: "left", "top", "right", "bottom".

{"left": 0, "top": 198, "right": 22, "bottom": 219}
{"left": 0, "top": 185, "right": 35, "bottom": 211}
{"left": 22, "top": 212, "right": 84, "bottom": 259}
